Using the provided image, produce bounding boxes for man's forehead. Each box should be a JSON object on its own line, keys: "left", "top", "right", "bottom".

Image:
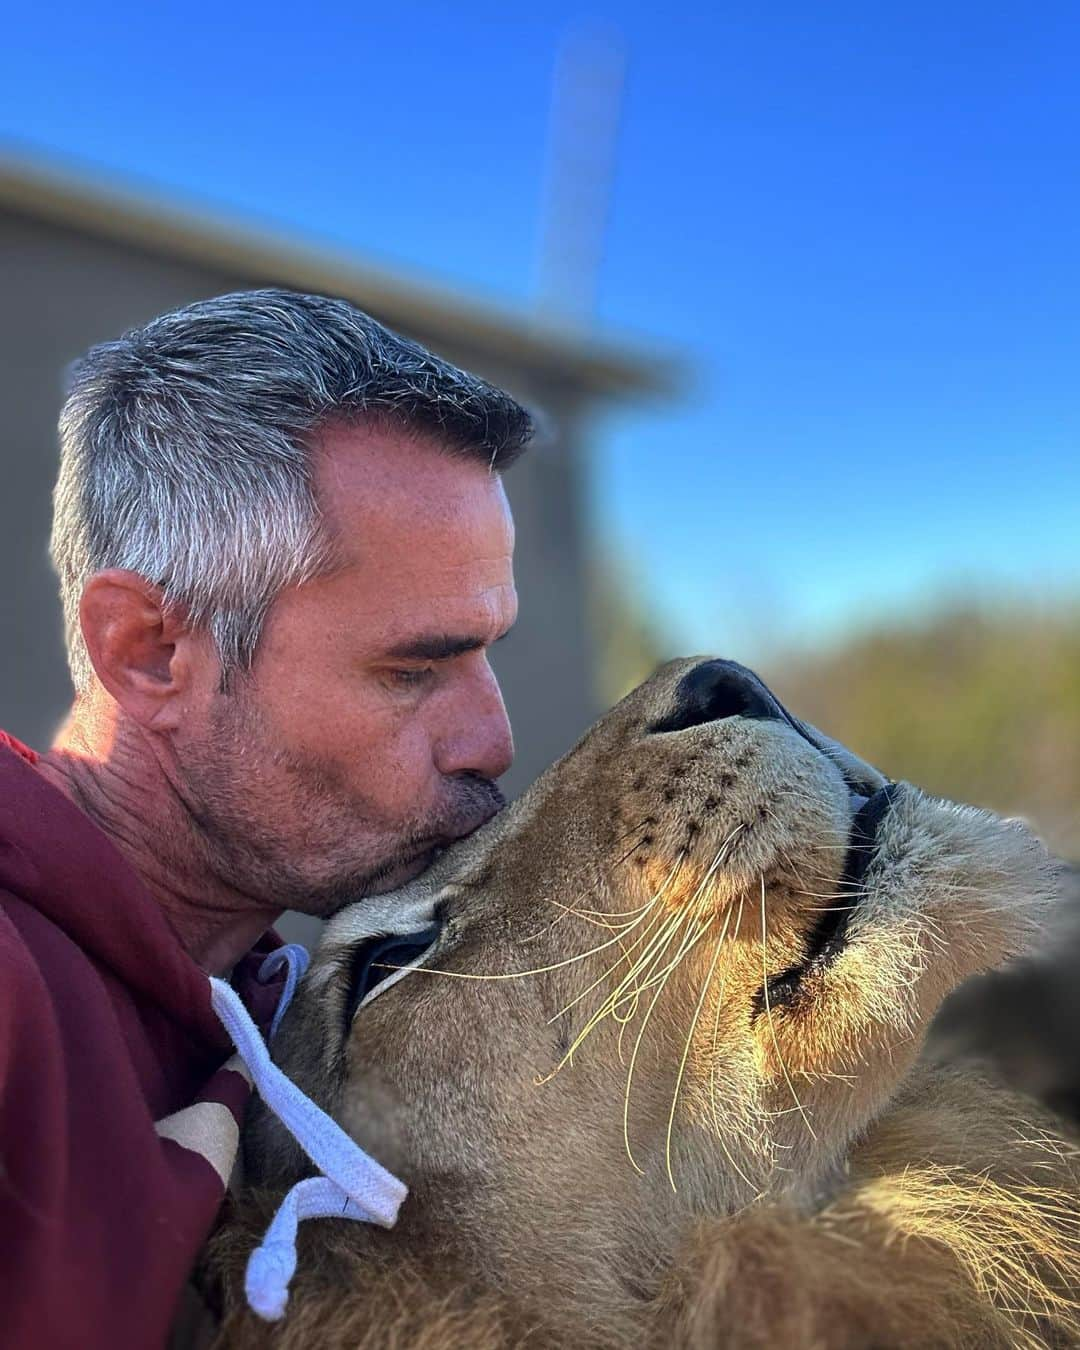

{"left": 313, "top": 421, "right": 513, "bottom": 542}
{"left": 370, "top": 574, "right": 518, "bottom": 650}
{"left": 302, "top": 422, "right": 516, "bottom": 648}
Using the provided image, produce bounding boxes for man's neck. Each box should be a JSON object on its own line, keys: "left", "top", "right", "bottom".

{"left": 39, "top": 699, "right": 280, "bottom": 975}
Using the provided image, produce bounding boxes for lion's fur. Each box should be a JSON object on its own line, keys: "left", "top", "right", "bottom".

{"left": 208, "top": 659, "right": 1080, "bottom": 1347}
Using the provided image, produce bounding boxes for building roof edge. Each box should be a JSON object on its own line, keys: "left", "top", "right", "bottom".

{"left": 0, "top": 148, "right": 682, "bottom": 402}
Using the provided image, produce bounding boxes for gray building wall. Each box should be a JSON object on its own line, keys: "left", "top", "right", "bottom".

{"left": 0, "top": 203, "right": 600, "bottom": 805}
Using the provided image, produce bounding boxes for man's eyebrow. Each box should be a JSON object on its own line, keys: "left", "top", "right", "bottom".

{"left": 383, "top": 629, "right": 513, "bottom": 661}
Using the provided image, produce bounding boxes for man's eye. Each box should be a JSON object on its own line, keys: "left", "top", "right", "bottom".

{"left": 387, "top": 666, "right": 434, "bottom": 689}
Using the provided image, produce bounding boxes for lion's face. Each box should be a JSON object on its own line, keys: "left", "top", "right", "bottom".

{"left": 254, "top": 658, "right": 1053, "bottom": 1298}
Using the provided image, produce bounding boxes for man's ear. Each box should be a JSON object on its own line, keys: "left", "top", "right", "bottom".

{"left": 79, "top": 570, "right": 215, "bottom": 730}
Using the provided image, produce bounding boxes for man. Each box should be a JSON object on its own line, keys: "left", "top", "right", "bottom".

{"left": 0, "top": 289, "right": 532, "bottom": 1348}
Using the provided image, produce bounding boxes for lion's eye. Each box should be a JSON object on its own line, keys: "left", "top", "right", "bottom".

{"left": 343, "top": 924, "right": 442, "bottom": 1028}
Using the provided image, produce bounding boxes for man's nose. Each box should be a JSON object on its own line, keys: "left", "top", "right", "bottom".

{"left": 435, "top": 663, "right": 514, "bottom": 781}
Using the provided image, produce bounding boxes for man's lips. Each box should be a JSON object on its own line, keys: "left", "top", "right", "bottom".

{"left": 752, "top": 782, "right": 902, "bottom": 1017}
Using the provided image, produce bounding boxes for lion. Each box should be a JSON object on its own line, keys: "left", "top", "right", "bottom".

{"left": 209, "top": 658, "right": 1080, "bottom": 1348}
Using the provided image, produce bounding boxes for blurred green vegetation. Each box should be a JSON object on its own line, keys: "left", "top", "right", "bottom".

{"left": 591, "top": 557, "right": 671, "bottom": 709}
{"left": 765, "top": 604, "right": 1080, "bottom": 860}
{"left": 595, "top": 581, "right": 1080, "bottom": 860}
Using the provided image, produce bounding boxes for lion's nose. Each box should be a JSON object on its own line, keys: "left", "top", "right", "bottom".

{"left": 650, "top": 659, "right": 786, "bottom": 734}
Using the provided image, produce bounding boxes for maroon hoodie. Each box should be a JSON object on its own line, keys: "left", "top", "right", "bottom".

{"left": 0, "top": 732, "right": 281, "bottom": 1349}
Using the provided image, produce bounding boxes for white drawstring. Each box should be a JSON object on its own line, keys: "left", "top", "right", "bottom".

{"left": 209, "top": 947, "right": 407, "bottom": 1321}
{"left": 242, "top": 1176, "right": 373, "bottom": 1320}
{"left": 259, "top": 944, "right": 311, "bottom": 1041}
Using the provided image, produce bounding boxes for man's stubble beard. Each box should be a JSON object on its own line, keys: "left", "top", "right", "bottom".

{"left": 174, "top": 689, "right": 505, "bottom": 918}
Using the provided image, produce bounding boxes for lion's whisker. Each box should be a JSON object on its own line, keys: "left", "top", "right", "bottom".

{"left": 731, "top": 891, "right": 747, "bottom": 943}
{"left": 706, "top": 920, "right": 764, "bottom": 1189}
{"left": 600, "top": 837, "right": 743, "bottom": 1032}
{"left": 803, "top": 841, "right": 883, "bottom": 853}
{"left": 516, "top": 902, "right": 578, "bottom": 944}
{"left": 686, "top": 827, "right": 746, "bottom": 910}
{"left": 599, "top": 903, "right": 697, "bottom": 1024}
{"left": 552, "top": 897, "right": 655, "bottom": 928}
{"left": 378, "top": 895, "right": 669, "bottom": 985}
{"left": 612, "top": 908, "right": 695, "bottom": 1062}
{"left": 605, "top": 914, "right": 718, "bottom": 1020}
{"left": 664, "top": 908, "right": 732, "bottom": 1192}
{"left": 798, "top": 903, "right": 866, "bottom": 914}
{"left": 613, "top": 834, "right": 652, "bottom": 868}
{"left": 759, "top": 874, "right": 817, "bottom": 1141}
{"left": 611, "top": 817, "right": 661, "bottom": 847}
{"left": 549, "top": 855, "right": 689, "bottom": 1026}
{"left": 549, "top": 891, "right": 679, "bottom": 1037}
{"left": 565, "top": 830, "right": 745, "bottom": 1065}
{"left": 789, "top": 887, "right": 870, "bottom": 901}
{"left": 621, "top": 911, "right": 702, "bottom": 1173}
{"left": 550, "top": 904, "right": 695, "bottom": 1082}
{"left": 552, "top": 906, "right": 670, "bottom": 1027}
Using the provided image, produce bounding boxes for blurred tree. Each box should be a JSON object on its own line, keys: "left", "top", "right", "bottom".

{"left": 590, "top": 556, "right": 670, "bottom": 707}
{"left": 764, "top": 604, "right": 1080, "bottom": 860}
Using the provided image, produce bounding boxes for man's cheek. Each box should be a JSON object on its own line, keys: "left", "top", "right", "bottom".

{"left": 282, "top": 685, "right": 383, "bottom": 755}
{"left": 358, "top": 726, "right": 429, "bottom": 804}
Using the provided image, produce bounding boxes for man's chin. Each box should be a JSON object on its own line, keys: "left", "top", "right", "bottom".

{"left": 318, "top": 794, "right": 505, "bottom": 911}
{"left": 366, "top": 846, "right": 445, "bottom": 894}
{"left": 365, "top": 801, "right": 503, "bottom": 896}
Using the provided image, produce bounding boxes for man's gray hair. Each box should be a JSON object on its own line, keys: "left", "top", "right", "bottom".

{"left": 51, "top": 289, "right": 533, "bottom": 693}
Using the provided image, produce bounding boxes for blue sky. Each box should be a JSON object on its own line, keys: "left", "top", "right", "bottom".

{"left": 2, "top": 0, "right": 1078, "bottom": 658}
